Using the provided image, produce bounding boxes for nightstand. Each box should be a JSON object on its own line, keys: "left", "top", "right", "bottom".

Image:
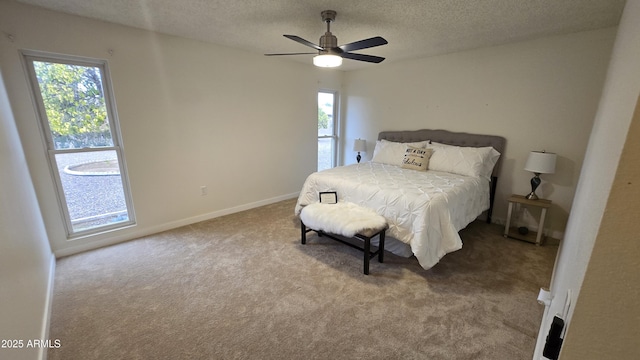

{"left": 504, "top": 194, "right": 551, "bottom": 245}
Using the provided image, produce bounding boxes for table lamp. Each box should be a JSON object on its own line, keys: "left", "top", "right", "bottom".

{"left": 524, "top": 151, "right": 556, "bottom": 200}
{"left": 353, "top": 139, "right": 366, "bottom": 163}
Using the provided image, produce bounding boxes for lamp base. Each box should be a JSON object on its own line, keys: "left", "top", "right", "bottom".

{"left": 526, "top": 173, "right": 541, "bottom": 200}
{"left": 526, "top": 192, "right": 539, "bottom": 200}
{"left": 356, "top": 153, "right": 361, "bottom": 163}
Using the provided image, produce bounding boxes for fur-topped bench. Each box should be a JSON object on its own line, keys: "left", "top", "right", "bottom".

{"left": 300, "top": 202, "right": 388, "bottom": 275}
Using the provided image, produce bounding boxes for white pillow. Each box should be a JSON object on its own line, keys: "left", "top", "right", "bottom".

{"left": 372, "top": 139, "right": 429, "bottom": 166}
{"left": 428, "top": 143, "right": 500, "bottom": 180}
{"left": 402, "top": 146, "right": 434, "bottom": 171}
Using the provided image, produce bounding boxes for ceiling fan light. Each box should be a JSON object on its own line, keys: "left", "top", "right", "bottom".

{"left": 313, "top": 54, "right": 342, "bottom": 67}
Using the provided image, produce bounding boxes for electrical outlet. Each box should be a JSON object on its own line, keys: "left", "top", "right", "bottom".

{"left": 200, "top": 186, "right": 208, "bottom": 196}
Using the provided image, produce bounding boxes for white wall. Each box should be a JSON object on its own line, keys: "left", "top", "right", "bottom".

{"left": 342, "top": 28, "right": 616, "bottom": 239}
{"left": 534, "top": 0, "right": 640, "bottom": 358}
{"left": 0, "top": 1, "right": 342, "bottom": 256}
{"left": 0, "top": 69, "right": 54, "bottom": 359}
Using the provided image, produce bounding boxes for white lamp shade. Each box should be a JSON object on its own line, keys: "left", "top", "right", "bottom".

{"left": 525, "top": 151, "right": 556, "bottom": 174}
{"left": 353, "top": 139, "right": 366, "bottom": 152}
{"left": 313, "top": 54, "right": 342, "bottom": 67}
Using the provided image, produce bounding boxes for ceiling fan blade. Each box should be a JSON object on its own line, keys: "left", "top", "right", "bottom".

{"left": 283, "top": 35, "right": 323, "bottom": 51}
{"left": 341, "top": 52, "right": 385, "bottom": 63}
{"left": 339, "top": 36, "right": 388, "bottom": 52}
{"left": 265, "top": 52, "right": 317, "bottom": 56}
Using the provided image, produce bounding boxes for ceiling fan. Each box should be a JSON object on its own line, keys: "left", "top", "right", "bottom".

{"left": 265, "top": 10, "right": 388, "bottom": 67}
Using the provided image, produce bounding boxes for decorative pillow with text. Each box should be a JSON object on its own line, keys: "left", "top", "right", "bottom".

{"left": 402, "top": 146, "right": 434, "bottom": 171}
{"left": 371, "top": 139, "right": 429, "bottom": 166}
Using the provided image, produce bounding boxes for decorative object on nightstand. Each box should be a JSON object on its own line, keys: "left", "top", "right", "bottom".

{"left": 524, "top": 150, "right": 556, "bottom": 200}
{"left": 504, "top": 194, "right": 552, "bottom": 245}
{"left": 353, "top": 139, "right": 366, "bottom": 163}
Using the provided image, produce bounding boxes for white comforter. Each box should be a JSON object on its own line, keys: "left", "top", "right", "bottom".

{"left": 294, "top": 162, "right": 490, "bottom": 269}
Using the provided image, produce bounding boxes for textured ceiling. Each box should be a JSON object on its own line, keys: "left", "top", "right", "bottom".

{"left": 15, "top": 0, "right": 626, "bottom": 71}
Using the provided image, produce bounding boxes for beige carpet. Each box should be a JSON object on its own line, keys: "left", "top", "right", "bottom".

{"left": 48, "top": 199, "right": 557, "bottom": 359}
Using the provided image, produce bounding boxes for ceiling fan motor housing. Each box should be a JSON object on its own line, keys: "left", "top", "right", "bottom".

{"left": 319, "top": 33, "right": 339, "bottom": 50}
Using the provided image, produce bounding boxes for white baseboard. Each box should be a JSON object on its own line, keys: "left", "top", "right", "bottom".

{"left": 39, "top": 253, "right": 56, "bottom": 360}
{"left": 54, "top": 192, "right": 299, "bottom": 258}
{"left": 156, "top": 192, "right": 300, "bottom": 232}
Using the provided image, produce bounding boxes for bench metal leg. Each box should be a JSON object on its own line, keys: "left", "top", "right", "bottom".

{"left": 378, "top": 230, "right": 385, "bottom": 263}
{"left": 364, "top": 237, "right": 371, "bottom": 275}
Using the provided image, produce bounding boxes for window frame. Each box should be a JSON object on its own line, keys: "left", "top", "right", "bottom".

{"left": 22, "top": 50, "right": 136, "bottom": 239}
{"left": 317, "top": 89, "right": 340, "bottom": 171}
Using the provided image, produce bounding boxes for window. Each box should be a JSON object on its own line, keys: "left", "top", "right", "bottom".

{"left": 23, "top": 52, "right": 135, "bottom": 238}
{"left": 318, "top": 91, "right": 338, "bottom": 171}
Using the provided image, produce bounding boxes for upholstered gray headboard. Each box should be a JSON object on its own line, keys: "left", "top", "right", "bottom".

{"left": 377, "top": 129, "right": 506, "bottom": 177}
{"left": 377, "top": 129, "right": 506, "bottom": 223}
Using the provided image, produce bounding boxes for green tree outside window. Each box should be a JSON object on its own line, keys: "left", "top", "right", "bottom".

{"left": 34, "top": 62, "right": 112, "bottom": 149}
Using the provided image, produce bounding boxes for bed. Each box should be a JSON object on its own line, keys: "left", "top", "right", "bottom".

{"left": 294, "top": 129, "right": 506, "bottom": 270}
